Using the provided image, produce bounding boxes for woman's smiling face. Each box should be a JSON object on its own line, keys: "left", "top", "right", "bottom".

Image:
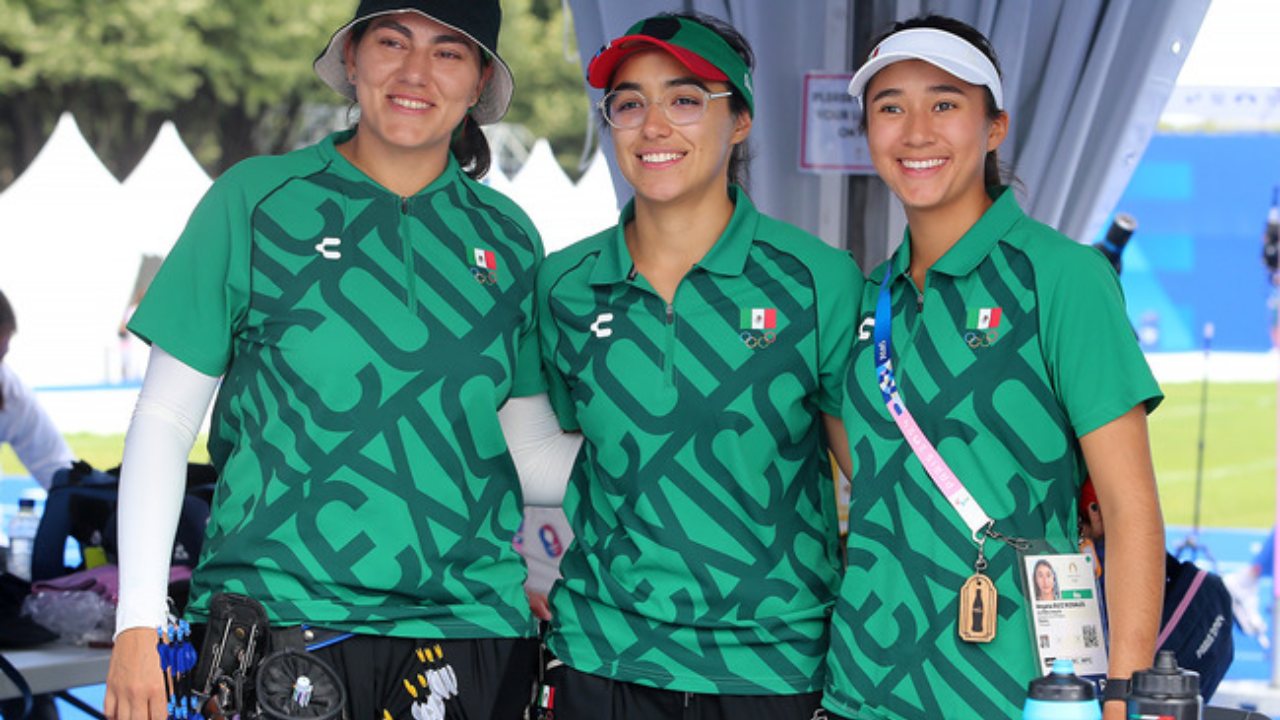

{"left": 607, "top": 49, "right": 750, "bottom": 208}
{"left": 344, "top": 12, "right": 490, "bottom": 158}
{"left": 864, "top": 59, "right": 1006, "bottom": 220}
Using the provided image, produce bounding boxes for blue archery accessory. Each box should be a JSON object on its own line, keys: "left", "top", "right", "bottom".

{"left": 158, "top": 612, "right": 203, "bottom": 720}
{"left": 177, "top": 621, "right": 198, "bottom": 675}
{"left": 1022, "top": 659, "right": 1102, "bottom": 720}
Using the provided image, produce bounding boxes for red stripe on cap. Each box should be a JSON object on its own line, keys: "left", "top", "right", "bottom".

{"left": 587, "top": 35, "right": 728, "bottom": 89}
{"left": 1079, "top": 477, "right": 1097, "bottom": 511}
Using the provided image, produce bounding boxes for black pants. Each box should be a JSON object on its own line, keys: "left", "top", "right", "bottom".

{"left": 535, "top": 662, "right": 826, "bottom": 720}
{"left": 310, "top": 634, "right": 538, "bottom": 720}
{"left": 193, "top": 622, "right": 537, "bottom": 720}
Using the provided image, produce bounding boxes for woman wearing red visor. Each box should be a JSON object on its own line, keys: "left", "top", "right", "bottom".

{"left": 533, "top": 12, "right": 862, "bottom": 720}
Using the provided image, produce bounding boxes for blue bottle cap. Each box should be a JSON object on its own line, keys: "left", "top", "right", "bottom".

{"left": 1026, "top": 660, "right": 1097, "bottom": 702}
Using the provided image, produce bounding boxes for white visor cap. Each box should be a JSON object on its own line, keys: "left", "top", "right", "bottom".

{"left": 848, "top": 27, "right": 1004, "bottom": 110}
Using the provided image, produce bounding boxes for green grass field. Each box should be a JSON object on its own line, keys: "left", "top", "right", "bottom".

{"left": 2, "top": 382, "right": 1275, "bottom": 527}
{"left": 0, "top": 433, "right": 209, "bottom": 480}
{"left": 1151, "top": 382, "right": 1275, "bottom": 528}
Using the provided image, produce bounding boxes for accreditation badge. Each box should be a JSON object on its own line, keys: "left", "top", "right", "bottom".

{"left": 1022, "top": 550, "right": 1108, "bottom": 678}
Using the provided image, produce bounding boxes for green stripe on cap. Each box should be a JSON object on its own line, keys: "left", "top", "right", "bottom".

{"left": 621, "top": 16, "right": 753, "bottom": 115}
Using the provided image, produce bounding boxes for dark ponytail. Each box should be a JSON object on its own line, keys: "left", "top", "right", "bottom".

{"left": 451, "top": 113, "right": 492, "bottom": 180}
{"left": 0, "top": 289, "right": 15, "bottom": 411}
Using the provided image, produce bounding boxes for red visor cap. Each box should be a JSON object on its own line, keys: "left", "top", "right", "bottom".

{"left": 587, "top": 35, "right": 728, "bottom": 89}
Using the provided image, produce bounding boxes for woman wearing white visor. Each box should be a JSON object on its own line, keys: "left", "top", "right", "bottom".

{"left": 822, "top": 16, "right": 1164, "bottom": 720}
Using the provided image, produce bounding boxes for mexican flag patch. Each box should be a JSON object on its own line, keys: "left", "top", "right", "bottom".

{"left": 740, "top": 307, "right": 777, "bottom": 330}
{"left": 966, "top": 307, "right": 1002, "bottom": 330}
{"left": 472, "top": 248, "right": 497, "bottom": 270}
{"left": 538, "top": 685, "right": 555, "bottom": 709}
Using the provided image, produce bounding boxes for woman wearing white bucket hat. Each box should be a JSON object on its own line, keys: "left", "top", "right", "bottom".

{"left": 105, "top": 2, "right": 548, "bottom": 718}
{"left": 822, "top": 15, "right": 1164, "bottom": 720}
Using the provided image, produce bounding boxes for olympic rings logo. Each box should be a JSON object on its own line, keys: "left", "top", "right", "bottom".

{"left": 964, "top": 329, "right": 999, "bottom": 348}
{"left": 470, "top": 267, "right": 498, "bottom": 285}
{"left": 740, "top": 331, "right": 777, "bottom": 349}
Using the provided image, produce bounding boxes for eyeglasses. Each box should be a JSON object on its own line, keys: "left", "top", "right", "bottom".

{"left": 597, "top": 87, "right": 733, "bottom": 129}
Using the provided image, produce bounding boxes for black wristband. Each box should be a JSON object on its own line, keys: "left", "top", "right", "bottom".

{"left": 1102, "top": 677, "right": 1130, "bottom": 703}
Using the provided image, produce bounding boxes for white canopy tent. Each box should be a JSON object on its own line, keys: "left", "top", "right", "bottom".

{"left": 573, "top": 149, "right": 622, "bottom": 231}
{"left": 122, "top": 121, "right": 212, "bottom": 258}
{"left": 0, "top": 113, "right": 131, "bottom": 388}
{"left": 509, "top": 139, "right": 618, "bottom": 252}
{"left": 0, "top": 117, "right": 618, "bottom": 393}
{"left": 481, "top": 161, "right": 517, "bottom": 196}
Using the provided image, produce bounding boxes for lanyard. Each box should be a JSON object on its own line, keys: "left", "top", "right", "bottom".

{"left": 873, "top": 265, "right": 994, "bottom": 542}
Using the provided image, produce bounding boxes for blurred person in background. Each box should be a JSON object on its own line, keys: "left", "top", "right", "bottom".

{"left": 0, "top": 288, "right": 74, "bottom": 720}
{"left": 0, "top": 288, "right": 74, "bottom": 491}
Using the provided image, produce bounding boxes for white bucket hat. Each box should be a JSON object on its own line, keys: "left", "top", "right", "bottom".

{"left": 313, "top": 0, "right": 514, "bottom": 125}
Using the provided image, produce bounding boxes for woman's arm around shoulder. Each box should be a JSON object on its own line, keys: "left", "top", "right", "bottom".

{"left": 499, "top": 394, "right": 581, "bottom": 507}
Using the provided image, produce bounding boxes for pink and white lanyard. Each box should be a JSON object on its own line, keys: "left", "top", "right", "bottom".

{"left": 873, "top": 266, "right": 1029, "bottom": 563}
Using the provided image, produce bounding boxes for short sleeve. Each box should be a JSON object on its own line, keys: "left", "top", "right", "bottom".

{"left": 128, "top": 176, "right": 252, "bottom": 377}
{"left": 535, "top": 266, "right": 579, "bottom": 431}
{"left": 1041, "top": 247, "right": 1162, "bottom": 437}
{"left": 813, "top": 249, "right": 863, "bottom": 416}
{"left": 510, "top": 255, "right": 547, "bottom": 398}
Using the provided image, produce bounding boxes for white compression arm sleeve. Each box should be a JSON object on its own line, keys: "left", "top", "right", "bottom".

{"left": 498, "top": 394, "right": 581, "bottom": 507}
{"left": 115, "top": 346, "right": 219, "bottom": 636}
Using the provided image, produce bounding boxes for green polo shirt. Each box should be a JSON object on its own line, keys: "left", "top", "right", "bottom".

{"left": 130, "top": 130, "right": 543, "bottom": 639}
{"left": 822, "top": 188, "right": 1162, "bottom": 719}
{"left": 537, "top": 187, "right": 862, "bottom": 694}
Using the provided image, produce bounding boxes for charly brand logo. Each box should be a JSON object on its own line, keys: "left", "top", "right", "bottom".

{"left": 858, "top": 316, "right": 875, "bottom": 341}
{"left": 315, "top": 237, "right": 341, "bottom": 260}
{"left": 470, "top": 247, "right": 498, "bottom": 285}
{"left": 590, "top": 312, "right": 614, "bottom": 338}
{"left": 739, "top": 306, "right": 777, "bottom": 349}
{"left": 964, "top": 306, "right": 1003, "bottom": 348}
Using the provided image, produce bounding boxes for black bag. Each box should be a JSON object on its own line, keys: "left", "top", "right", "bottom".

{"left": 0, "top": 574, "right": 56, "bottom": 649}
{"left": 1158, "top": 552, "right": 1234, "bottom": 701}
{"left": 30, "top": 461, "right": 215, "bottom": 581}
{"left": 194, "top": 593, "right": 345, "bottom": 720}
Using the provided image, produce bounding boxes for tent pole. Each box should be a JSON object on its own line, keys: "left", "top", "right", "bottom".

{"left": 1272, "top": 278, "right": 1280, "bottom": 686}
{"left": 816, "top": 0, "right": 851, "bottom": 251}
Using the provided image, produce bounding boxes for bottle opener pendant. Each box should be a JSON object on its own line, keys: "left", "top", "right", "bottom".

{"left": 959, "top": 538, "right": 997, "bottom": 643}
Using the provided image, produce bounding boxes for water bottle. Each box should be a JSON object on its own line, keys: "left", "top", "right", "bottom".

{"left": 6, "top": 498, "right": 40, "bottom": 581}
{"left": 1022, "top": 659, "right": 1101, "bottom": 720}
{"left": 1126, "top": 650, "right": 1201, "bottom": 720}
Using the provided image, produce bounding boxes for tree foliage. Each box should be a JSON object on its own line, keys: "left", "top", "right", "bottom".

{"left": 0, "top": 0, "right": 351, "bottom": 182}
{"left": 0, "top": 0, "right": 591, "bottom": 190}
{"left": 498, "top": 0, "right": 591, "bottom": 177}
{"left": 0, "top": 0, "right": 349, "bottom": 186}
